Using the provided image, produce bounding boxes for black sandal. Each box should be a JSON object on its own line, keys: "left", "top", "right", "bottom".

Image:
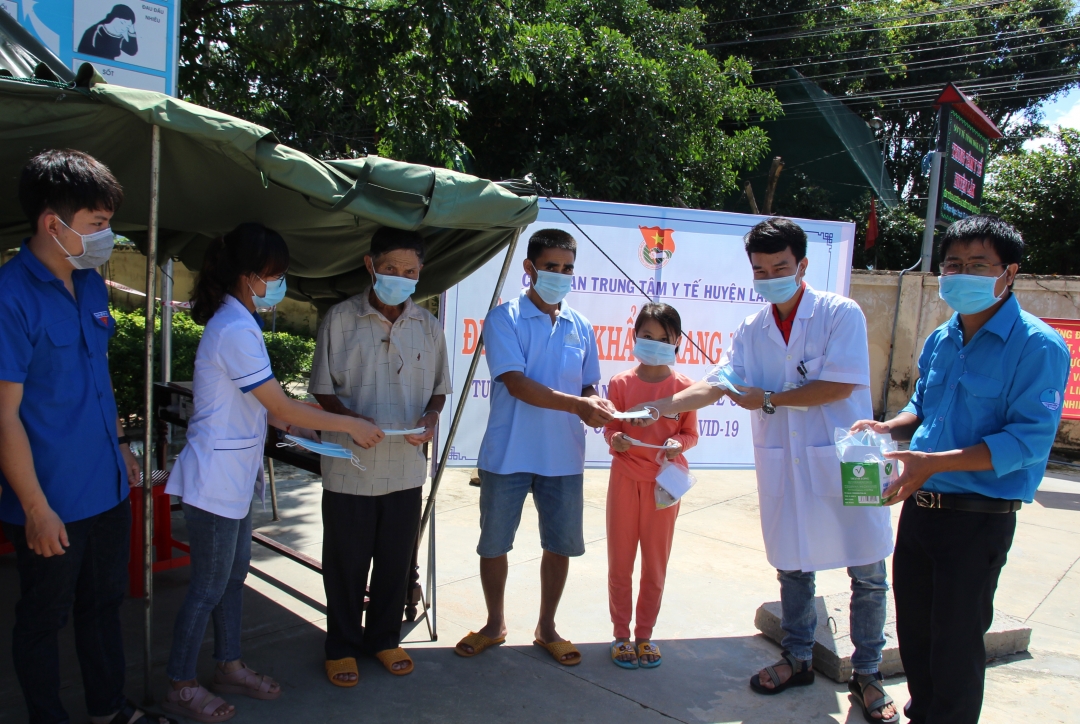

{"left": 848, "top": 672, "right": 900, "bottom": 723}
{"left": 107, "top": 699, "right": 178, "bottom": 724}
{"left": 749, "top": 649, "right": 815, "bottom": 695}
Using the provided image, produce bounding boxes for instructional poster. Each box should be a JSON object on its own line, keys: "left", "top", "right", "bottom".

{"left": 438, "top": 198, "right": 856, "bottom": 469}
{"left": 9, "top": 0, "right": 178, "bottom": 94}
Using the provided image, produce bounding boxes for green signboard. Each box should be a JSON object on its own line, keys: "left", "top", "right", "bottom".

{"left": 936, "top": 110, "right": 989, "bottom": 227}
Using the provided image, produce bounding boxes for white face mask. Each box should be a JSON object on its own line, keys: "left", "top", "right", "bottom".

{"left": 51, "top": 217, "right": 115, "bottom": 270}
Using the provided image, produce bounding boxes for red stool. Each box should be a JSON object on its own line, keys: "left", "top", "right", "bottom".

{"left": 0, "top": 525, "right": 13, "bottom": 555}
{"left": 128, "top": 470, "right": 190, "bottom": 598}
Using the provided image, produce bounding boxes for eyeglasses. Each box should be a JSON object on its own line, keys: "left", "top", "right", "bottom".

{"left": 940, "top": 262, "right": 1006, "bottom": 275}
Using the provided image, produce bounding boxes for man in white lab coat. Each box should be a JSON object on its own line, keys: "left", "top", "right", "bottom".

{"left": 635, "top": 218, "right": 897, "bottom": 722}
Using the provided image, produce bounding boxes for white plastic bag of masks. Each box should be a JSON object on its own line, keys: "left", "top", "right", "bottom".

{"left": 833, "top": 427, "right": 899, "bottom": 506}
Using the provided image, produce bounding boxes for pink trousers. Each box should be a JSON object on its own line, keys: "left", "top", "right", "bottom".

{"left": 606, "top": 470, "right": 679, "bottom": 640}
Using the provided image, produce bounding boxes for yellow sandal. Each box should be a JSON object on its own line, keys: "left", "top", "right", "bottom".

{"left": 375, "top": 647, "right": 414, "bottom": 676}
{"left": 533, "top": 639, "right": 582, "bottom": 666}
{"left": 325, "top": 657, "right": 359, "bottom": 687}
{"left": 454, "top": 631, "right": 506, "bottom": 658}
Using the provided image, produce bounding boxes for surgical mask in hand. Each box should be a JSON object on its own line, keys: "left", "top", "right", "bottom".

{"left": 938, "top": 271, "right": 1006, "bottom": 314}
{"left": 753, "top": 273, "right": 800, "bottom": 304}
{"left": 278, "top": 434, "right": 366, "bottom": 470}
{"left": 531, "top": 268, "right": 573, "bottom": 305}
{"left": 372, "top": 272, "right": 417, "bottom": 306}
{"left": 250, "top": 275, "right": 287, "bottom": 309}
{"left": 633, "top": 338, "right": 677, "bottom": 366}
{"left": 52, "top": 218, "right": 115, "bottom": 270}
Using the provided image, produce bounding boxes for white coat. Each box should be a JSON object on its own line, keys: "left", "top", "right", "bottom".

{"left": 727, "top": 285, "right": 893, "bottom": 572}
{"left": 166, "top": 295, "right": 271, "bottom": 519}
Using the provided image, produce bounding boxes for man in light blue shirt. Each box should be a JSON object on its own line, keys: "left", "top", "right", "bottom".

{"left": 455, "top": 228, "right": 615, "bottom": 665}
{"left": 852, "top": 215, "right": 1069, "bottom": 724}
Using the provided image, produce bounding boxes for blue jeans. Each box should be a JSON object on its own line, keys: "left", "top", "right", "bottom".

{"left": 777, "top": 560, "right": 888, "bottom": 675}
{"left": 477, "top": 470, "right": 585, "bottom": 558}
{"left": 166, "top": 503, "right": 251, "bottom": 682}
{"left": 3, "top": 500, "right": 130, "bottom": 724}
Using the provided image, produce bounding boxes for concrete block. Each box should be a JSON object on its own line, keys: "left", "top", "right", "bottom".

{"left": 754, "top": 592, "right": 1032, "bottom": 682}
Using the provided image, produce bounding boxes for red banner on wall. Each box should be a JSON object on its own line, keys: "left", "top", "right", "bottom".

{"left": 1043, "top": 318, "right": 1080, "bottom": 420}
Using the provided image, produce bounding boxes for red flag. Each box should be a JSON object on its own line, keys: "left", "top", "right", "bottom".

{"left": 865, "top": 197, "right": 879, "bottom": 250}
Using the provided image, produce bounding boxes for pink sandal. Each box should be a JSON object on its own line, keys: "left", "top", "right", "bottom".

{"left": 162, "top": 685, "right": 235, "bottom": 723}
{"left": 212, "top": 662, "right": 281, "bottom": 700}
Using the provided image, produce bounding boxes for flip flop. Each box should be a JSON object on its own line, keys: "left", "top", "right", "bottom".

{"left": 637, "top": 641, "right": 662, "bottom": 669}
{"left": 324, "top": 657, "right": 359, "bottom": 687}
{"left": 375, "top": 647, "right": 414, "bottom": 676}
{"left": 454, "top": 631, "right": 506, "bottom": 657}
{"left": 533, "top": 639, "right": 582, "bottom": 666}
{"left": 611, "top": 640, "right": 638, "bottom": 669}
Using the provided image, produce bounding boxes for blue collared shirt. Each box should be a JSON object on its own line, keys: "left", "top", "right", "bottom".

{"left": 901, "top": 294, "right": 1069, "bottom": 502}
{"left": 0, "top": 244, "right": 126, "bottom": 524}
{"left": 478, "top": 292, "right": 601, "bottom": 476}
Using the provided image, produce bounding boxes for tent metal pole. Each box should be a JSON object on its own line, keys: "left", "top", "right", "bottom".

{"left": 418, "top": 228, "right": 521, "bottom": 541}
{"left": 142, "top": 124, "right": 161, "bottom": 705}
{"left": 161, "top": 259, "right": 173, "bottom": 383}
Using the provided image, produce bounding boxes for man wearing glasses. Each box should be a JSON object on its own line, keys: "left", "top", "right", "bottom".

{"left": 851, "top": 215, "right": 1069, "bottom": 724}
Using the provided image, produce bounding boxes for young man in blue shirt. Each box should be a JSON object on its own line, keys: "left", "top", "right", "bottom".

{"left": 0, "top": 150, "right": 164, "bottom": 724}
{"left": 454, "top": 228, "right": 616, "bottom": 665}
{"left": 852, "top": 215, "right": 1069, "bottom": 724}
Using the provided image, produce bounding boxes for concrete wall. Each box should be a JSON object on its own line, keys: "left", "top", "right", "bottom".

{"left": 849, "top": 269, "right": 1080, "bottom": 456}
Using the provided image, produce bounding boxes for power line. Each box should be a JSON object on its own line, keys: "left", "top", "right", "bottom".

{"left": 703, "top": 0, "right": 1012, "bottom": 38}
{"left": 756, "top": 39, "right": 1080, "bottom": 88}
{"left": 702, "top": 0, "right": 887, "bottom": 28}
{"left": 751, "top": 22, "right": 1078, "bottom": 73}
{"left": 700, "top": 6, "right": 1058, "bottom": 49}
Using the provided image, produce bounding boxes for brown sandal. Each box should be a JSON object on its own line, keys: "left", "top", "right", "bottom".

{"left": 162, "top": 684, "right": 235, "bottom": 723}
{"left": 374, "top": 647, "right": 414, "bottom": 676}
{"left": 212, "top": 662, "right": 281, "bottom": 700}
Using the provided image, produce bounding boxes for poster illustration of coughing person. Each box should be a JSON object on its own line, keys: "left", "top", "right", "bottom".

{"left": 78, "top": 4, "right": 138, "bottom": 60}
{"left": 74, "top": 0, "right": 169, "bottom": 72}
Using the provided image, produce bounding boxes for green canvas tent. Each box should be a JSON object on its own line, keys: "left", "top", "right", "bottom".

{"left": 0, "top": 68, "right": 538, "bottom": 305}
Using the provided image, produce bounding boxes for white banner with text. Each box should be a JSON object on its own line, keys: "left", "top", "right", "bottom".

{"left": 438, "top": 198, "right": 855, "bottom": 469}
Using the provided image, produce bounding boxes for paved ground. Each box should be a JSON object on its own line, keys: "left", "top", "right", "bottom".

{"left": 1, "top": 463, "right": 1078, "bottom": 724}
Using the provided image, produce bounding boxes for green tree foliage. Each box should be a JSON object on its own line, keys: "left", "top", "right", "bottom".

{"left": 696, "top": 0, "right": 1080, "bottom": 207}
{"left": 984, "top": 129, "right": 1080, "bottom": 275}
{"left": 110, "top": 306, "right": 315, "bottom": 424}
{"left": 458, "top": 1, "right": 780, "bottom": 206}
{"left": 179, "top": 0, "right": 779, "bottom": 207}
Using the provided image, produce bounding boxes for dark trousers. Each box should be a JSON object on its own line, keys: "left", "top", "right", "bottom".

{"left": 3, "top": 500, "right": 130, "bottom": 724}
{"left": 893, "top": 498, "right": 1016, "bottom": 724}
{"left": 322, "top": 487, "right": 421, "bottom": 659}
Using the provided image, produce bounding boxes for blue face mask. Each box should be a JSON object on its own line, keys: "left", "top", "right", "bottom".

{"left": 372, "top": 272, "right": 417, "bottom": 306}
{"left": 278, "top": 435, "right": 366, "bottom": 471}
{"left": 753, "top": 272, "right": 801, "bottom": 304}
{"left": 633, "top": 338, "right": 677, "bottom": 366}
{"left": 530, "top": 267, "right": 574, "bottom": 305}
{"left": 251, "top": 275, "right": 287, "bottom": 309}
{"left": 938, "top": 270, "right": 1007, "bottom": 314}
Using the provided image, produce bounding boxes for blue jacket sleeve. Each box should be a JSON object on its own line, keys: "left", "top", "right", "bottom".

{"left": 0, "top": 297, "right": 31, "bottom": 384}
{"left": 982, "top": 335, "right": 1070, "bottom": 478}
{"left": 900, "top": 330, "right": 937, "bottom": 421}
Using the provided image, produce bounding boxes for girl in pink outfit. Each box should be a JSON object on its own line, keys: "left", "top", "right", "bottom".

{"left": 603, "top": 303, "right": 698, "bottom": 669}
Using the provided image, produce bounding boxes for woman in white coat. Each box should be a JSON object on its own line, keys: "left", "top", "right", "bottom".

{"left": 633, "top": 219, "right": 897, "bottom": 724}
{"left": 162, "top": 224, "right": 384, "bottom": 723}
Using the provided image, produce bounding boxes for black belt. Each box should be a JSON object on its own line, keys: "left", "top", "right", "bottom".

{"left": 914, "top": 490, "right": 1022, "bottom": 514}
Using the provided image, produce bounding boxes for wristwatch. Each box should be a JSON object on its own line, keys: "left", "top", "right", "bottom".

{"left": 762, "top": 391, "right": 776, "bottom": 415}
{"left": 118, "top": 434, "right": 133, "bottom": 446}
